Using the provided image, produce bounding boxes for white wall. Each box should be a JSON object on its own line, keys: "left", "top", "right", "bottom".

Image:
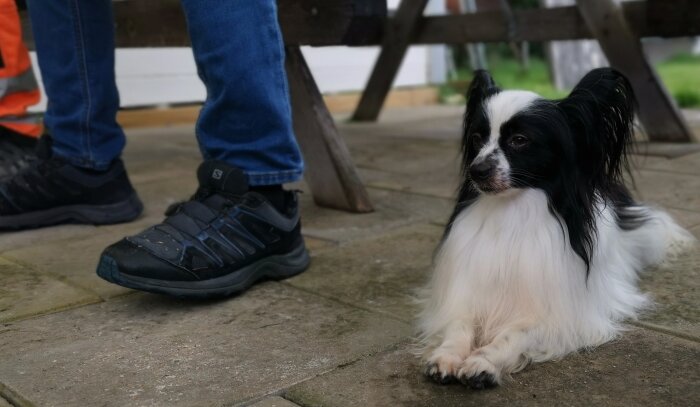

{"left": 29, "top": 0, "right": 447, "bottom": 111}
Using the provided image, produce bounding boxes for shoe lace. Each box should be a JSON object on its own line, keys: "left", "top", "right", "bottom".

{"left": 164, "top": 186, "right": 245, "bottom": 217}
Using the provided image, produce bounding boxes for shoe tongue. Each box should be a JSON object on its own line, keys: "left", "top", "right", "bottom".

{"left": 197, "top": 160, "right": 249, "bottom": 195}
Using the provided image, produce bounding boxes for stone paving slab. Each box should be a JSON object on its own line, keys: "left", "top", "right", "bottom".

{"left": 287, "top": 223, "right": 442, "bottom": 322}
{"left": 295, "top": 187, "right": 452, "bottom": 244}
{"left": 3, "top": 225, "right": 144, "bottom": 300}
{"left": 338, "top": 105, "right": 463, "bottom": 142}
{"left": 358, "top": 167, "right": 458, "bottom": 200}
{"left": 0, "top": 283, "right": 409, "bottom": 407}
{"left": 345, "top": 134, "right": 460, "bottom": 175}
{"left": 665, "top": 208, "right": 700, "bottom": 231}
{"left": 0, "top": 224, "right": 97, "bottom": 255}
{"left": 631, "top": 150, "right": 700, "bottom": 175}
{"left": 0, "top": 257, "right": 98, "bottom": 324}
{"left": 286, "top": 329, "right": 700, "bottom": 407}
{"left": 343, "top": 131, "right": 461, "bottom": 200}
{"left": 634, "top": 170, "right": 700, "bottom": 213}
{"left": 639, "top": 249, "right": 700, "bottom": 339}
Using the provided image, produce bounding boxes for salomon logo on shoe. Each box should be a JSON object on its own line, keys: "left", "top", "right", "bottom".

{"left": 212, "top": 169, "right": 224, "bottom": 180}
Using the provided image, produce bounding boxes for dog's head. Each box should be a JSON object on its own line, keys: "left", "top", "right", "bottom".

{"left": 456, "top": 68, "right": 637, "bottom": 269}
{"left": 461, "top": 68, "right": 636, "bottom": 196}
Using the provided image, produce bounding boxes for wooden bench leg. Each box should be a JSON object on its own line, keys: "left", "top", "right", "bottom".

{"left": 351, "top": 0, "right": 431, "bottom": 122}
{"left": 285, "top": 46, "right": 374, "bottom": 213}
{"left": 576, "top": 0, "right": 693, "bottom": 142}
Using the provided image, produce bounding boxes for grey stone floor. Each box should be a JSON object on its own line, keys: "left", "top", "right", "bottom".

{"left": 1, "top": 106, "right": 699, "bottom": 407}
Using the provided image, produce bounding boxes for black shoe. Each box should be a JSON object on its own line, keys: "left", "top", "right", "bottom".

{"left": 0, "top": 136, "right": 143, "bottom": 230}
{"left": 96, "top": 161, "right": 310, "bottom": 299}
{"left": 0, "top": 126, "right": 38, "bottom": 181}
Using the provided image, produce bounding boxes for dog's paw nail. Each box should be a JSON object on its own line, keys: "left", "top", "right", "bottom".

{"left": 424, "top": 363, "right": 456, "bottom": 385}
{"left": 436, "top": 373, "right": 456, "bottom": 385}
{"left": 460, "top": 371, "right": 497, "bottom": 390}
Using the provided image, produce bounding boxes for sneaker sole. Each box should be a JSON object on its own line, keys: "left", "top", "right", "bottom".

{"left": 96, "top": 243, "right": 311, "bottom": 299}
{"left": 0, "top": 193, "right": 143, "bottom": 230}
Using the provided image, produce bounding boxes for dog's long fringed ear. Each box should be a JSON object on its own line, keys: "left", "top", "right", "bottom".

{"left": 446, "top": 71, "right": 499, "bottom": 236}
{"left": 558, "top": 68, "right": 637, "bottom": 187}
{"left": 464, "top": 70, "right": 498, "bottom": 127}
{"left": 462, "top": 70, "right": 499, "bottom": 159}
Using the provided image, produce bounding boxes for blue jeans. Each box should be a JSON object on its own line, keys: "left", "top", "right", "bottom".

{"left": 26, "top": 0, "right": 303, "bottom": 186}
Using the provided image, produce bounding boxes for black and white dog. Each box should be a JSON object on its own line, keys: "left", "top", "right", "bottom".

{"left": 419, "top": 68, "right": 694, "bottom": 389}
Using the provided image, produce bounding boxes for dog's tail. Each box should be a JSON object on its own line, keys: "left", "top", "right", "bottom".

{"left": 620, "top": 205, "right": 696, "bottom": 268}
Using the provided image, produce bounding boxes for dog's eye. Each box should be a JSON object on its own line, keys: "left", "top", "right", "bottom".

{"left": 471, "top": 133, "right": 484, "bottom": 147}
{"left": 508, "top": 134, "right": 530, "bottom": 149}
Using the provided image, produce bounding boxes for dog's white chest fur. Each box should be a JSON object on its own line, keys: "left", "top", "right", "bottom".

{"left": 436, "top": 190, "right": 576, "bottom": 324}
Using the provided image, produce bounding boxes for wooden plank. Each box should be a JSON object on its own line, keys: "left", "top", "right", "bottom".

{"left": 576, "top": 0, "right": 692, "bottom": 142}
{"left": 278, "top": 0, "right": 386, "bottom": 46}
{"left": 351, "top": 0, "right": 431, "bottom": 122}
{"left": 285, "top": 46, "right": 374, "bottom": 213}
{"left": 20, "top": 0, "right": 387, "bottom": 49}
{"left": 414, "top": 1, "right": 700, "bottom": 44}
{"left": 647, "top": 0, "right": 700, "bottom": 38}
{"left": 19, "top": 1, "right": 700, "bottom": 48}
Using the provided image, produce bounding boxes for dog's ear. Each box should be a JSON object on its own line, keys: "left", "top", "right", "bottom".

{"left": 558, "top": 68, "right": 636, "bottom": 186}
{"left": 462, "top": 70, "right": 499, "bottom": 158}
{"left": 465, "top": 70, "right": 499, "bottom": 125}
{"left": 450, "top": 71, "right": 499, "bottom": 229}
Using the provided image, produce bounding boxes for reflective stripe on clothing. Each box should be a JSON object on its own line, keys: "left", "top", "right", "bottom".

{"left": 0, "top": 112, "right": 42, "bottom": 137}
{"left": 0, "top": 67, "right": 39, "bottom": 99}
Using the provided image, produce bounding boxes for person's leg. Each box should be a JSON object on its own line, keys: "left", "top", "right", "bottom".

{"left": 97, "top": 1, "right": 309, "bottom": 298}
{"left": 180, "top": 0, "right": 304, "bottom": 187}
{"left": 27, "top": 0, "right": 125, "bottom": 169}
{"left": 0, "top": 0, "right": 142, "bottom": 230}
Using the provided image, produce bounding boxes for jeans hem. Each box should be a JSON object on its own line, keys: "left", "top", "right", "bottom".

{"left": 246, "top": 169, "right": 303, "bottom": 186}
{"left": 53, "top": 147, "right": 115, "bottom": 171}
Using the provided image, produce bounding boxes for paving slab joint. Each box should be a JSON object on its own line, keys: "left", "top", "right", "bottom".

{"left": 1, "top": 253, "right": 107, "bottom": 301}
{"left": 0, "top": 382, "right": 35, "bottom": 407}
{"left": 283, "top": 339, "right": 414, "bottom": 407}
{"left": 279, "top": 281, "right": 412, "bottom": 325}
{"left": 629, "top": 321, "right": 700, "bottom": 343}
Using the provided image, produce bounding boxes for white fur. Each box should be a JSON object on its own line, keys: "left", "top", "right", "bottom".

{"left": 419, "top": 189, "right": 695, "bottom": 383}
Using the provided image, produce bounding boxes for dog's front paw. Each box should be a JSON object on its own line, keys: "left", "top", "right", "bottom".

{"left": 423, "top": 350, "right": 464, "bottom": 385}
{"left": 457, "top": 355, "right": 500, "bottom": 390}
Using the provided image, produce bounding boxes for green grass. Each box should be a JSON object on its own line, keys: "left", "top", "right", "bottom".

{"left": 441, "top": 52, "right": 700, "bottom": 108}
{"left": 483, "top": 55, "right": 568, "bottom": 99}
{"left": 655, "top": 53, "right": 700, "bottom": 108}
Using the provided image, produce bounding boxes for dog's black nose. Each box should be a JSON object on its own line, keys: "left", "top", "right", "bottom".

{"left": 469, "top": 161, "right": 494, "bottom": 182}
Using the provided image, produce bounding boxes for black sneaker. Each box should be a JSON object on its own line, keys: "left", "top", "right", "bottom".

{"left": 0, "top": 136, "right": 143, "bottom": 230}
{"left": 0, "top": 126, "right": 38, "bottom": 181}
{"left": 96, "top": 161, "right": 311, "bottom": 299}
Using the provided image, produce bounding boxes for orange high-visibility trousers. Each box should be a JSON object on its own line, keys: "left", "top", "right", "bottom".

{"left": 0, "top": 0, "right": 42, "bottom": 138}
